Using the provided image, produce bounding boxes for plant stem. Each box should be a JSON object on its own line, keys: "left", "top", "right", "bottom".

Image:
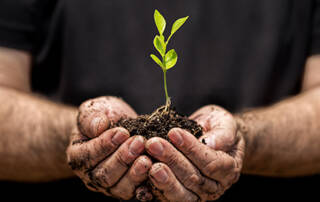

{"left": 163, "top": 70, "right": 169, "bottom": 105}
{"left": 166, "top": 34, "right": 173, "bottom": 45}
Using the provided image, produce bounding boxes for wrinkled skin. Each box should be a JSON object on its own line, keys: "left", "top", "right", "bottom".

{"left": 66, "top": 99, "right": 244, "bottom": 201}
{"left": 66, "top": 96, "right": 152, "bottom": 200}
{"left": 146, "top": 105, "right": 245, "bottom": 201}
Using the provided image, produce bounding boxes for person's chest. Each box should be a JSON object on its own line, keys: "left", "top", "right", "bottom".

{"left": 36, "top": 0, "right": 313, "bottom": 114}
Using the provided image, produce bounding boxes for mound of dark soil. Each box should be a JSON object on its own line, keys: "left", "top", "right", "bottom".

{"left": 114, "top": 106, "right": 202, "bottom": 140}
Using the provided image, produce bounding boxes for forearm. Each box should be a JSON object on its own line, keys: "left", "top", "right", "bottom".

{"left": 237, "top": 87, "right": 320, "bottom": 177}
{"left": 0, "top": 86, "right": 77, "bottom": 181}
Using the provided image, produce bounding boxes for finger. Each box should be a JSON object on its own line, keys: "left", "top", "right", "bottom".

{"left": 67, "top": 127, "right": 130, "bottom": 171}
{"left": 168, "top": 128, "right": 239, "bottom": 186}
{"left": 146, "top": 137, "right": 219, "bottom": 200}
{"left": 78, "top": 96, "right": 137, "bottom": 138}
{"left": 87, "top": 136, "right": 145, "bottom": 189}
{"left": 110, "top": 155, "right": 152, "bottom": 200}
{"left": 78, "top": 98, "right": 110, "bottom": 139}
{"left": 189, "top": 105, "right": 237, "bottom": 151}
{"left": 136, "top": 186, "right": 154, "bottom": 202}
{"left": 149, "top": 163, "right": 198, "bottom": 202}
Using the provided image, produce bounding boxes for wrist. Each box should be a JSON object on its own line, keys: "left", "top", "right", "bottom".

{"left": 58, "top": 106, "right": 78, "bottom": 178}
{"left": 234, "top": 112, "right": 256, "bottom": 173}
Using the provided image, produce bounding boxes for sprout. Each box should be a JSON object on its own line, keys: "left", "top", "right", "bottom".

{"left": 150, "top": 9, "right": 189, "bottom": 107}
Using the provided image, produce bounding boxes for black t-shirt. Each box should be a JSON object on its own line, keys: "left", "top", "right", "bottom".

{"left": 0, "top": 0, "right": 320, "bottom": 201}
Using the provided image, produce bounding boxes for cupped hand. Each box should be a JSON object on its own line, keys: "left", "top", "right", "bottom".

{"left": 145, "top": 105, "right": 245, "bottom": 201}
{"left": 66, "top": 96, "right": 152, "bottom": 200}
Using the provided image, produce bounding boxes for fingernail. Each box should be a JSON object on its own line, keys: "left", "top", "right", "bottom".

{"left": 152, "top": 167, "right": 168, "bottom": 183}
{"left": 169, "top": 129, "right": 184, "bottom": 146}
{"left": 147, "top": 139, "right": 164, "bottom": 157}
{"left": 111, "top": 129, "right": 129, "bottom": 145}
{"left": 90, "top": 116, "right": 109, "bottom": 137}
{"left": 134, "top": 158, "right": 149, "bottom": 175}
{"left": 129, "top": 136, "right": 145, "bottom": 155}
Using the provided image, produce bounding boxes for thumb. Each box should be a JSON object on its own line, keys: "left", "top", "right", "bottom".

{"left": 190, "top": 105, "right": 237, "bottom": 152}
{"left": 199, "top": 127, "right": 236, "bottom": 152}
{"left": 78, "top": 96, "right": 137, "bottom": 138}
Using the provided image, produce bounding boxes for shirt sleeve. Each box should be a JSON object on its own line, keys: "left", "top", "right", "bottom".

{"left": 310, "top": 0, "right": 320, "bottom": 55}
{"left": 0, "top": 0, "right": 40, "bottom": 53}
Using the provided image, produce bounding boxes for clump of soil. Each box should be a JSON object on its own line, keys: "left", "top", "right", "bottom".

{"left": 113, "top": 105, "right": 202, "bottom": 140}
{"left": 112, "top": 105, "right": 203, "bottom": 201}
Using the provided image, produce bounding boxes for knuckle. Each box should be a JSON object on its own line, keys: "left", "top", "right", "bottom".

{"left": 66, "top": 147, "right": 89, "bottom": 171}
{"left": 200, "top": 179, "right": 219, "bottom": 200}
{"left": 204, "top": 182, "right": 224, "bottom": 201}
{"left": 203, "top": 152, "right": 234, "bottom": 178}
{"left": 203, "top": 159, "right": 219, "bottom": 178}
{"left": 182, "top": 141, "right": 199, "bottom": 157}
{"left": 96, "top": 135, "right": 117, "bottom": 155}
{"left": 90, "top": 167, "right": 113, "bottom": 188}
{"left": 223, "top": 158, "right": 235, "bottom": 171}
{"left": 165, "top": 153, "right": 180, "bottom": 168}
{"left": 197, "top": 178, "right": 223, "bottom": 201}
{"left": 182, "top": 173, "right": 203, "bottom": 190}
{"left": 201, "top": 184, "right": 221, "bottom": 201}
{"left": 165, "top": 179, "right": 178, "bottom": 193}
{"left": 115, "top": 150, "right": 130, "bottom": 168}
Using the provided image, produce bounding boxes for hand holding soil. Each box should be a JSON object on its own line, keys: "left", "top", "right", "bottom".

{"left": 66, "top": 10, "right": 245, "bottom": 202}
{"left": 66, "top": 96, "right": 152, "bottom": 200}
{"left": 66, "top": 97, "right": 245, "bottom": 201}
{"left": 143, "top": 105, "right": 245, "bottom": 201}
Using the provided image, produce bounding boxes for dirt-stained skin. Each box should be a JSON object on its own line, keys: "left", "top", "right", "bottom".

{"left": 67, "top": 97, "right": 244, "bottom": 201}
{"left": 143, "top": 105, "right": 245, "bottom": 201}
{"left": 66, "top": 96, "right": 153, "bottom": 200}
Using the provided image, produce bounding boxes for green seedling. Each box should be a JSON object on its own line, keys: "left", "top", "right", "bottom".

{"left": 150, "top": 9, "right": 189, "bottom": 107}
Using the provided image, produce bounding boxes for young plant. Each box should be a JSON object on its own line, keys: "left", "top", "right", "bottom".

{"left": 150, "top": 9, "right": 189, "bottom": 107}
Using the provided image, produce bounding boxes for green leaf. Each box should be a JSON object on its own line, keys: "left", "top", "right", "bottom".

{"left": 150, "top": 54, "right": 164, "bottom": 69}
{"left": 164, "top": 49, "right": 177, "bottom": 70}
{"left": 154, "top": 10, "right": 166, "bottom": 35}
{"left": 153, "top": 35, "right": 166, "bottom": 56}
{"left": 171, "top": 16, "right": 189, "bottom": 36}
{"left": 159, "top": 35, "right": 165, "bottom": 43}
